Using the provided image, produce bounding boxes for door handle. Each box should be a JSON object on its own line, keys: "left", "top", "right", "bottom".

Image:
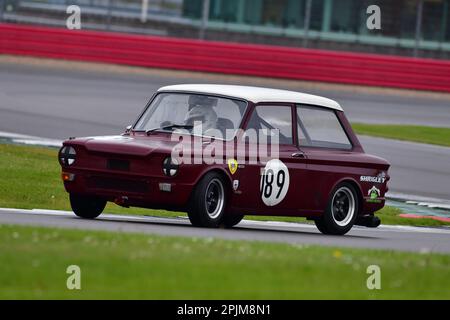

{"left": 291, "top": 151, "right": 306, "bottom": 158}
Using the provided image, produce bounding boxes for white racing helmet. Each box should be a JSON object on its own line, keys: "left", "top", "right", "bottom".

{"left": 184, "top": 95, "right": 218, "bottom": 132}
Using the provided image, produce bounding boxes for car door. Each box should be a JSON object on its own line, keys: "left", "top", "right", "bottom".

{"left": 231, "top": 104, "right": 309, "bottom": 214}
{"left": 295, "top": 104, "right": 357, "bottom": 211}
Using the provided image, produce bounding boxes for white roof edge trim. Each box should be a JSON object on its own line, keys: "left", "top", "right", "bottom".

{"left": 157, "top": 84, "right": 343, "bottom": 111}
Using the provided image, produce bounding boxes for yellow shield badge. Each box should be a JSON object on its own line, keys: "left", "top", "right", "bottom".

{"left": 227, "top": 159, "right": 238, "bottom": 175}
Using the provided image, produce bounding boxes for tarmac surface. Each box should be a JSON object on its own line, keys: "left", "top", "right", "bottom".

{"left": 1, "top": 208, "right": 450, "bottom": 253}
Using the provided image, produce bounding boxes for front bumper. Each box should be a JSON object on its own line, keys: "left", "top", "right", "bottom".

{"left": 62, "top": 168, "right": 193, "bottom": 210}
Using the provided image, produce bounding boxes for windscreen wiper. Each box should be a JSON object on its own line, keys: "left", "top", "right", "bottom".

{"left": 146, "top": 124, "right": 194, "bottom": 135}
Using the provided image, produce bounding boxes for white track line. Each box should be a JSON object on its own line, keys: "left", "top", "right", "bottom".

{"left": 0, "top": 131, "right": 62, "bottom": 147}
{"left": 388, "top": 192, "right": 450, "bottom": 209}
{"left": 1, "top": 207, "right": 449, "bottom": 235}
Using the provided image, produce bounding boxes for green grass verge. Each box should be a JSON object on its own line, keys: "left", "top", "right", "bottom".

{"left": 1, "top": 224, "right": 449, "bottom": 299}
{"left": 374, "top": 206, "right": 450, "bottom": 227}
{"left": 0, "top": 143, "right": 449, "bottom": 227}
{"left": 352, "top": 123, "right": 450, "bottom": 147}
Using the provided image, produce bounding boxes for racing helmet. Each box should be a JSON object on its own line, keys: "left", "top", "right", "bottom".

{"left": 184, "top": 95, "right": 218, "bottom": 131}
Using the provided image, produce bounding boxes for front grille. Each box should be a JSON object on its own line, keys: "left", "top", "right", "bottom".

{"left": 107, "top": 159, "right": 130, "bottom": 171}
{"left": 88, "top": 176, "right": 148, "bottom": 193}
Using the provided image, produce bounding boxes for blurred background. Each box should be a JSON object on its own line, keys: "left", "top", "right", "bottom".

{"left": 0, "top": 1, "right": 450, "bottom": 301}
{"left": 1, "top": 0, "right": 450, "bottom": 58}
{"left": 0, "top": 0, "right": 449, "bottom": 203}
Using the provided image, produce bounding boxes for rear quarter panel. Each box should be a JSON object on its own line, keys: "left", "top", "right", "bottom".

{"left": 304, "top": 148, "right": 389, "bottom": 214}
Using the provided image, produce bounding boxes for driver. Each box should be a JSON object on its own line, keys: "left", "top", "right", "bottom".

{"left": 184, "top": 95, "right": 218, "bottom": 133}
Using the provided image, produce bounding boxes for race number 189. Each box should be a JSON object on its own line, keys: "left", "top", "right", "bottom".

{"left": 260, "top": 159, "right": 290, "bottom": 206}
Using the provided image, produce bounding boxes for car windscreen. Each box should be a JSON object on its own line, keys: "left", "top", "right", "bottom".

{"left": 134, "top": 93, "right": 247, "bottom": 140}
{"left": 297, "top": 105, "right": 352, "bottom": 149}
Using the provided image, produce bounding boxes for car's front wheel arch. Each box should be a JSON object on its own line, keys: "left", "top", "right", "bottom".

{"left": 328, "top": 178, "right": 364, "bottom": 216}
{"left": 187, "top": 170, "right": 231, "bottom": 228}
{"left": 342, "top": 179, "right": 364, "bottom": 216}
{"left": 188, "top": 167, "right": 233, "bottom": 207}
{"left": 193, "top": 167, "right": 233, "bottom": 189}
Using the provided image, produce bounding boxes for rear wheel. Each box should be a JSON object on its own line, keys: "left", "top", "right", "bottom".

{"left": 188, "top": 172, "right": 227, "bottom": 228}
{"left": 70, "top": 194, "right": 106, "bottom": 219}
{"left": 314, "top": 183, "right": 359, "bottom": 235}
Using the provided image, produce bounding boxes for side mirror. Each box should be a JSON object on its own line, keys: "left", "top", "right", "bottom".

{"left": 124, "top": 125, "right": 132, "bottom": 134}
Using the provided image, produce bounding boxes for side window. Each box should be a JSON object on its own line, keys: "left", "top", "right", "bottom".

{"left": 297, "top": 105, "right": 352, "bottom": 149}
{"left": 246, "top": 105, "right": 293, "bottom": 145}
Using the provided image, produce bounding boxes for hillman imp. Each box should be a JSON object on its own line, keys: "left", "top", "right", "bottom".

{"left": 59, "top": 84, "right": 390, "bottom": 235}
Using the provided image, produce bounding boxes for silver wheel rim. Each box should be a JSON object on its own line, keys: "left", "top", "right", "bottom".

{"left": 331, "top": 186, "right": 355, "bottom": 227}
{"left": 205, "top": 178, "right": 225, "bottom": 219}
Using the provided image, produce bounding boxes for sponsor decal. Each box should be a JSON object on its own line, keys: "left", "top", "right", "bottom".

{"left": 367, "top": 186, "right": 382, "bottom": 203}
{"left": 260, "top": 159, "right": 290, "bottom": 207}
{"left": 360, "top": 173, "right": 386, "bottom": 184}
{"left": 228, "top": 158, "right": 238, "bottom": 175}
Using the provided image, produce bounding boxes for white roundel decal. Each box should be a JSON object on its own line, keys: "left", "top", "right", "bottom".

{"left": 260, "top": 159, "right": 290, "bottom": 206}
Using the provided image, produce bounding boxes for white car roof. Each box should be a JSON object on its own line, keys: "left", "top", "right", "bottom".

{"left": 158, "top": 84, "right": 343, "bottom": 111}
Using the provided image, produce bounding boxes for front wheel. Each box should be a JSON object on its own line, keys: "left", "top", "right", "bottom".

{"left": 70, "top": 194, "right": 106, "bottom": 219}
{"left": 314, "top": 183, "right": 359, "bottom": 235}
{"left": 221, "top": 214, "right": 244, "bottom": 228}
{"left": 188, "top": 172, "right": 227, "bottom": 228}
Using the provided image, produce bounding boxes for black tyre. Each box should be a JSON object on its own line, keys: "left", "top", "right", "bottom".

{"left": 221, "top": 214, "right": 244, "bottom": 228}
{"left": 314, "top": 183, "right": 359, "bottom": 235}
{"left": 70, "top": 194, "right": 106, "bottom": 219}
{"left": 188, "top": 172, "right": 227, "bottom": 228}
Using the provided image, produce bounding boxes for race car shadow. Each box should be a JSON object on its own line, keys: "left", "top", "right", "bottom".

{"left": 231, "top": 225, "right": 377, "bottom": 239}
{"left": 89, "top": 215, "right": 377, "bottom": 239}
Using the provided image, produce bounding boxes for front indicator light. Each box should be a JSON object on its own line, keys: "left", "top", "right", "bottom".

{"left": 62, "top": 172, "right": 75, "bottom": 182}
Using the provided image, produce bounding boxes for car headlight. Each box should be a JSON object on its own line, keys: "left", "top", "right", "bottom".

{"left": 163, "top": 157, "right": 179, "bottom": 177}
{"left": 59, "top": 146, "right": 76, "bottom": 166}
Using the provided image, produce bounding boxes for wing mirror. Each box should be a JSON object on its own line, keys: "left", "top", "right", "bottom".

{"left": 124, "top": 125, "right": 132, "bottom": 134}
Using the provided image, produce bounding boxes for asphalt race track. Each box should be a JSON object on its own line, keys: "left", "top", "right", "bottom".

{"left": 2, "top": 59, "right": 450, "bottom": 140}
{"left": 1, "top": 58, "right": 450, "bottom": 252}
{"left": 1, "top": 58, "right": 449, "bottom": 200}
{"left": 360, "top": 137, "right": 450, "bottom": 200}
{"left": 1, "top": 208, "right": 450, "bottom": 253}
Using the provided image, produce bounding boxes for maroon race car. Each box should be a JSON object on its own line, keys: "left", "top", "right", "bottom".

{"left": 59, "top": 84, "right": 390, "bottom": 235}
